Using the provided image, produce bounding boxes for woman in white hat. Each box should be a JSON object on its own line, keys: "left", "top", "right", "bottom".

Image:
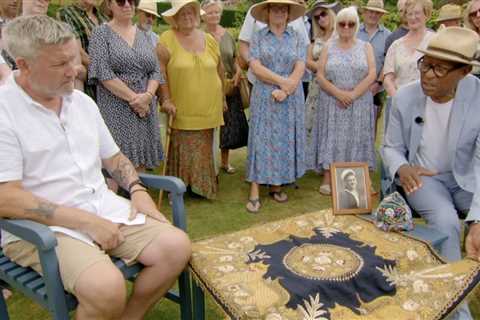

{"left": 157, "top": 0, "right": 224, "bottom": 200}
{"left": 245, "top": 0, "right": 307, "bottom": 213}
{"left": 304, "top": 0, "right": 336, "bottom": 172}
{"left": 88, "top": 0, "right": 164, "bottom": 184}
{"left": 57, "top": 0, "right": 109, "bottom": 98}
{"left": 201, "top": 0, "right": 248, "bottom": 175}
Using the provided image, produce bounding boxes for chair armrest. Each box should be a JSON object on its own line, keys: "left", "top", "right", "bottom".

{"left": 139, "top": 174, "right": 186, "bottom": 195}
{"left": 0, "top": 219, "right": 57, "bottom": 251}
{"left": 139, "top": 174, "right": 188, "bottom": 232}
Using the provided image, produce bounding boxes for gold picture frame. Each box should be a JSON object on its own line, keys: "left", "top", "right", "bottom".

{"left": 331, "top": 162, "right": 372, "bottom": 215}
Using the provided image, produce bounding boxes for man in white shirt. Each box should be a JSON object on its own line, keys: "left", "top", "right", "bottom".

{"left": 0, "top": 15, "right": 191, "bottom": 320}
{"left": 381, "top": 27, "right": 480, "bottom": 320}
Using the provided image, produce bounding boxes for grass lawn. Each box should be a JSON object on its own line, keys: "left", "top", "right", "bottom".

{"left": 4, "top": 144, "right": 480, "bottom": 319}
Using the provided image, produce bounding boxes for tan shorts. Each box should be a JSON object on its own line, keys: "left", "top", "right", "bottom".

{"left": 3, "top": 217, "right": 166, "bottom": 294}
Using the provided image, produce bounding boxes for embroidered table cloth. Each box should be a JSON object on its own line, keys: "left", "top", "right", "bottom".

{"left": 190, "top": 210, "right": 480, "bottom": 320}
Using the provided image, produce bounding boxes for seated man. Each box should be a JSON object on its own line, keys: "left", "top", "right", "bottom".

{"left": 0, "top": 15, "right": 191, "bottom": 320}
{"left": 381, "top": 27, "right": 480, "bottom": 320}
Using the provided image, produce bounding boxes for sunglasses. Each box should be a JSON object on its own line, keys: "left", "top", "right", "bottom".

{"left": 338, "top": 21, "right": 356, "bottom": 28}
{"left": 469, "top": 9, "right": 480, "bottom": 18}
{"left": 115, "top": 0, "right": 136, "bottom": 7}
{"left": 417, "top": 57, "right": 465, "bottom": 78}
{"left": 313, "top": 11, "right": 328, "bottom": 20}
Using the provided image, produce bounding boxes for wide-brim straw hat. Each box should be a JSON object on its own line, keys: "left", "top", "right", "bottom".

{"left": 161, "top": 0, "right": 201, "bottom": 26}
{"left": 137, "top": 0, "right": 160, "bottom": 17}
{"left": 417, "top": 27, "right": 480, "bottom": 67}
{"left": 306, "top": 0, "right": 341, "bottom": 17}
{"left": 250, "top": 0, "right": 306, "bottom": 24}
{"left": 362, "top": 0, "right": 387, "bottom": 14}
{"left": 435, "top": 4, "right": 462, "bottom": 22}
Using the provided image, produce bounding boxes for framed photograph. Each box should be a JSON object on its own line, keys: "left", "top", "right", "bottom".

{"left": 331, "top": 162, "right": 372, "bottom": 215}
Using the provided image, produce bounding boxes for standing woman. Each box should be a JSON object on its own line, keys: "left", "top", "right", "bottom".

{"left": 464, "top": 0, "right": 480, "bottom": 78}
{"left": 157, "top": 0, "right": 224, "bottom": 200}
{"left": 246, "top": 0, "right": 307, "bottom": 213}
{"left": 316, "top": 7, "right": 376, "bottom": 195}
{"left": 201, "top": 0, "right": 248, "bottom": 174}
{"left": 88, "top": 0, "right": 163, "bottom": 172}
{"left": 304, "top": 0, "right": 336, "bottom": 172}
{"left": 58, "top": 0, "right": 109, "bottom": 97}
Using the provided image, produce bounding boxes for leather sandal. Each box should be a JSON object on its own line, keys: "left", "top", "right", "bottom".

{"left": 246, "top": 198, "right": 261, "bottom": 213}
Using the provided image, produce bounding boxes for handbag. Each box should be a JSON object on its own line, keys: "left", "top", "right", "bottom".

{"left": 238, "top": 75, "right": 250, "bottom": 109}
{"left": 224, "top": 77, "right": 236, "bottom": 97}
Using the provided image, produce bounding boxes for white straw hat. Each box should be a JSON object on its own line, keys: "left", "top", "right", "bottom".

{"left": 161, "top": 0, "right": 201, "bottom": 26}
{"left": 137, "top": 0, "right": 159, "bottom": 17}
{"left": 250, "top": 0, "right": 306, "bottom": 24}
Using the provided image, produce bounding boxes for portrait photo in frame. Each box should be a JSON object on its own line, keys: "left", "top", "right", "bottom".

{"left": 331, "top": 162, "right": 372, "bottom": 215}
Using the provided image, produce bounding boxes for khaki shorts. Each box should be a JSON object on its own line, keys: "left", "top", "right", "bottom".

{"left": 3, "top": 217, "right": 166, "bottom": 294}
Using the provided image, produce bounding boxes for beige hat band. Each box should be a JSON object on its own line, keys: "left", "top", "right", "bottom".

{"left": 427, "top": 46, "right": 474, "bottom": 63}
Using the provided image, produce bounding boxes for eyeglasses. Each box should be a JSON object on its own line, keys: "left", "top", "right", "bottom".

{"left": 417, "top": 57, "right": 464, "bottom": 78}
{"left": 313, "top": 11, "right": 328, "bottom": 20}
{"left": 338, "top": 21, "right": 356, "bottom": 28}
{"left": 469, "top": 9, "right": 480, "bottom": 18}
{"left": 115, "top": 0, "right": 135, "bottom": 7}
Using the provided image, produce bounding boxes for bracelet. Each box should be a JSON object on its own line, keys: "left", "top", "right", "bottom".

{"left": 128, "top": 179, "right": 146, "bottom": 193}
{"left": 130, "top": 188, "right": 148, "bottom": 196}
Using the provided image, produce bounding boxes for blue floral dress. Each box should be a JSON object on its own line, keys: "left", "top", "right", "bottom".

{"left": 317, "top": 39, "right": 376, "bottom": 170}
{"left": 246, "top": 26, "right": 306, "bottom": 185}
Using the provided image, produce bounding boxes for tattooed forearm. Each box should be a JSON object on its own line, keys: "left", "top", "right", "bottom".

{"left": 25, "top": 201, "right": 58, "bottom": 219}
{"left": 110, "top": 156, "right": 137, "bottom": 190}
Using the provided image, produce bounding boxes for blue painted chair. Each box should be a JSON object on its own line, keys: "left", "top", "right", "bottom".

{"left": 0, "top": 173, "right": 192, "bottom": 320}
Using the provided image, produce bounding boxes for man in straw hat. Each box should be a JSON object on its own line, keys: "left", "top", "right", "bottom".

{"left": 136, "top": 0, "right": 160, "bottom": 47}
{"left": 382, "top": 26, "right": 480, "bottom": 320}
{"left": 436, "top": 3, "right": 463, "bottom": 28}
{"left": 357, "top": 0, "right": 391, "bottom": 137}
{"left": 238, "top": 0, "right": 309, "bottom": 85}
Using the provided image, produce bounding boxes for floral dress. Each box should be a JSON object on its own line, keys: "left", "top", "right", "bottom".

{"left": 305, "top": 37, "right": 328, "bottom": 172}
{"left": 317, "top": 39, "right": 376, "bottom": 170}
{"left": 246, "top": 26, "right": 306, "bottom": 185}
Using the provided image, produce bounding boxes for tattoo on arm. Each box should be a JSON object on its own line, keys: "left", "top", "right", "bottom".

{"left": 110, "top": 156, "right": 137, "bottom": 190}
{"left": 25, "top": 201, "right": 58, "bottom": 219}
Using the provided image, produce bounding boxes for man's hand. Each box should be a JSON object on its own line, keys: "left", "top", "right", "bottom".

{"left": 83, "top": 216, "right": 124, "bottom": 251}
{"left": 397, "top": 164, "right": 437, "bottom": 194}
{"left": 129, "top": 188, "right": 170, "bottom": 223}
{"left": 466, "top": 223, "right": 480, "bottom": 261}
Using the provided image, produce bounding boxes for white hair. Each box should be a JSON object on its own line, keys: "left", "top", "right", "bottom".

{"left": 335, "top": 6, "right": 360, "bottom": 35}
{"left": 2, "top": 15, "right": 75, "bottom": 61}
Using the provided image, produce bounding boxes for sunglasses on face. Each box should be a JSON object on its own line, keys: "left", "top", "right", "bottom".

{"left": 338, "top": 21, "right": 356, "bottom": 28}
{"left": 115, "top": 0, "right": 135, "bottom": 7}
{"left": 313, "top": 11, "right": 328, "bottom": 20}
{"left": 469, "top": 9, "right": 480, "bottom": 18}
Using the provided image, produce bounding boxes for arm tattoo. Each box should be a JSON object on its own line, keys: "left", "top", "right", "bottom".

{"left": 25, "top": 201, "right": 58, "bottom": 219}
{"left": 110, "top": 157, "right": 137, "bottom": 190}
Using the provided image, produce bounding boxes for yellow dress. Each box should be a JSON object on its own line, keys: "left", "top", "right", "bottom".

{"left": 159, "top": 29, "right": 224, "bottom": 130}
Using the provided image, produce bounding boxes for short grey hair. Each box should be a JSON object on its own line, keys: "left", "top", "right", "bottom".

{"left": 2, "top": 15, "right": 75, "bottom": 61}
{"left": 336, "top": 6, "right": 360, "bottom": 35}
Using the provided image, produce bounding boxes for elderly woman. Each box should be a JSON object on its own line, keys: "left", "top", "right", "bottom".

{"left": 58, "top": 0, "right": 108, "bottom": 97}
{"left": 383, "top": 0, "right": 434, "bottom": 98}
{"left": 316, "top": 7, "right": 376, "bottom": 195}
{"left": 305, "top": 0, "right": 336, "bottom": 171}
{"left": 88, "top": 0, "right": 163, "bottom": 175}
{"left": 157, "top": 0, "right": 224, "bottom": 200}
{"left": 245, "top": 0, "right": 306, "bottom": 213}
{"left": 465, "top": 0, "right": 480, "bottom": 78}
{"left": 201, "top": 0, "right": 248, "bottom": 174}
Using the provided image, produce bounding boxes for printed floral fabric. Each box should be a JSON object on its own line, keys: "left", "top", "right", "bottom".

{"left": 190, "top": 209, "right": 480, "bottom": 320}
{"left": 246, "top": 26, "right": 306, "bottom": 185}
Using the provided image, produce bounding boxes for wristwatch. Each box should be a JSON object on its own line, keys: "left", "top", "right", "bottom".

{"left": 376, "top": 80, "right": 383, "bottom": 86}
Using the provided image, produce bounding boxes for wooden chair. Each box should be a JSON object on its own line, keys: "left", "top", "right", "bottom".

{"left": 0, "top": 173, "right": 192, "bottom": 320}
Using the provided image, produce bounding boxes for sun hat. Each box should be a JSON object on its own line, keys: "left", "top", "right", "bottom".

{"left": 137, "top": 0, "right": 159, "bottom": 17}
{"left": 250, "top": 0, "right": 306, "bottom": 24}
{"left": 417, "top": 26, "right": 480, "bottom": 67}
{"left": 362, "top": 0, "right": 387, "bottom": 14}
{"left": 161, "top": 0, "right": 202, "bottom": 26}
{"left": 435, "top": 4, "right": 462, "bottom": 23}
{"left": 306, "top": 0, "right": 341, "bottom": 17}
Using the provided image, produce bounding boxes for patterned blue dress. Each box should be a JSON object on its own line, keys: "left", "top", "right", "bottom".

{"left": 317, "top": 39, "right": 376, "bottom": 170}
{"left": 246, "top": 26, "right": 306, "bottom": 185}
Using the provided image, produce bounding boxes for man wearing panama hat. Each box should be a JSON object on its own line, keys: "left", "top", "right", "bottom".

{"left": 136, "top": 0, "right": 160, "bottom": 47}
{"left": 382, "top": 26, "right": 480, "bottom": 320}
{"left": 436, "top": 3, "right": 463, "bottom": 28}
{"left": 357, "top": 0, "right": 391, "bottom": 139}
